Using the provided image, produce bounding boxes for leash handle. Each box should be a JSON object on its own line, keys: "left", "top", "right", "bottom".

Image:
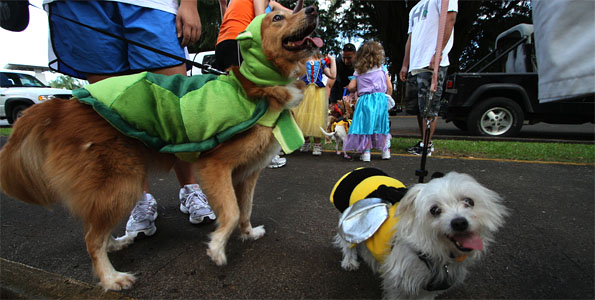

{"left": 30, "top": 2, "right": 228, "bottom": 76}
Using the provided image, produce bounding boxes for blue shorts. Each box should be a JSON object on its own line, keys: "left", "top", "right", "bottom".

{"left": 48, "top": 1, "right": 185, "bottom": 79}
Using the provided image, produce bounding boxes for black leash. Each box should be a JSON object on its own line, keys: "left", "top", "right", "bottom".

{"left": 29, "top": 2, "right": 228, "bottom": 76}
{"left": 415, "top": 90, "right": 433, "bottom": 183}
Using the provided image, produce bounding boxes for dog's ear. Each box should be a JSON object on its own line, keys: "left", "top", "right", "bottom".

{"left": 395, "top": 183, "right": 423, "bottom": 216}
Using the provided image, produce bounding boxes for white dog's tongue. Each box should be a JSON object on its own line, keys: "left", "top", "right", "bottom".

{"left": 455, "top": 233, "right": 484, "bottom": 250}
{"left": 295, "top": 36, "right": 324, "bottom": 48}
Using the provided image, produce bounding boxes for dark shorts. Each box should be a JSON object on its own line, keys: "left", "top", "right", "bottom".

{"left": 47, "top": 1, "right": 185, "bottom": 79}
{"left": 405, "top": 66, "right": 448, "bottom": 117}
{"left": 214, "top": 39, "right": 242, "bottom": 71}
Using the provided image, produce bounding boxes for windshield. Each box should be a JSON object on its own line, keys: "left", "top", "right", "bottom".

{"left": 0, "top": 72, "right": 47, "bottom": 88}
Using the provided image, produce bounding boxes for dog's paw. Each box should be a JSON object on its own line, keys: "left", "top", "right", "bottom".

{"left": 101, "top": 271, "right": 136, "bottom": 291}
{"left": 341, "top": 259, "right": 360, "bottom": 271}
{"left": 207, "top": 246, "right": 228, "bottom": 266}
{"left": 240, "top": 225, "right": 266, "bottom": 241}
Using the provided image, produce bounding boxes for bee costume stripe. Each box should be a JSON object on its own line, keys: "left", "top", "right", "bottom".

{"left": 330, "top": 168, "right": 407, "bottom": 263}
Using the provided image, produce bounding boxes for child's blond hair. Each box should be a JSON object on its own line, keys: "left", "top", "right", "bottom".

{"left": 354, "top": 41, "right": 385, "bottom": 74}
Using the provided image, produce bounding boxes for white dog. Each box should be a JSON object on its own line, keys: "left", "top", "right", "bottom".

{"left": 333, "top": 171, "right": 508, "bottom": 299}
{"left": 320, "top": 123, "right": 350, "bottom": 159}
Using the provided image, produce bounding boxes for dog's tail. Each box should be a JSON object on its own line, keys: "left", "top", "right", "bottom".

{"left": 0, "top": 107, "right": 57, "bottom": 206}
{"left": 320, "top": 127, "right": 335, "bottom": 137}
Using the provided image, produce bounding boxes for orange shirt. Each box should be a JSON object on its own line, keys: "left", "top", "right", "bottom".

{"left": 217, "top": 0, "right": 256, "bottom": 45}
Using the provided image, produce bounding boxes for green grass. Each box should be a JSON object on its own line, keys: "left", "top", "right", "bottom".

{"left": 388, "top": 137, "right": 595, "bottom": 164}
{"left": 0, "top": 128, "right": 11, "bottom": 136}
{"left": 2, "top": 127, "right": 593, "bottom": 164}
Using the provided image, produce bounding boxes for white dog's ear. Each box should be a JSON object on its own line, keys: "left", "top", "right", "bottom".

{"left": 396, "top": 183, "right": 424, "bottom": 216}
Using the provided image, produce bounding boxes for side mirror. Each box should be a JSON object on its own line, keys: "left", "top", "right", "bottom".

{"left": 0, "top": 0, "right": 30, "bottom": 32}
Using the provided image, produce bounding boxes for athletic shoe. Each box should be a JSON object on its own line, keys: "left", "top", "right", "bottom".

{"left": 412, "top": 142, "right": 434, "bottom": 156}
{"left": 381, "top": 149, "right": 391, "bottom": 160}
{"left": 407, "top": 140, "right": 422, "bottom": 154}
{"left": 179, "top": 184, "right": 216, "bottom": 224}
{"left": 267, "top": 155, "right": 287, "bottom": 168}
{"left": 312, "top": 143, "right": 322, "bottom": 156}
{"left": 125, "top": 193, "right": 158, "bottom": 238}
{"left": 360, "top": 151, "right": 371, "bottom": 162}
{"left": 299, "top": 142, "right": 311, "bottom": 152}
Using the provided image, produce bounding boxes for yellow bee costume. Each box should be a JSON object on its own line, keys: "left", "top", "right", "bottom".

{"left": 330, "top": 168, "right": 408, "bottom": 263}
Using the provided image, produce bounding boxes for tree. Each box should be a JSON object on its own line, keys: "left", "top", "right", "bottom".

{"left": 314, "top": 0, "right": 532, "bottom": 74}
{"left": 49, "top": 75, "right": 85, "bottom": 90}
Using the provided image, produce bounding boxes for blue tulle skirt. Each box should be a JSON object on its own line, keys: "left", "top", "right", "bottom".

{"left": 343, "top": 92, "right": 391, "bottom": 153}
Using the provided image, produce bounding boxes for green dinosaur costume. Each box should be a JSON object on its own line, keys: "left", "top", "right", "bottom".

{"left": 73, "top": 14, "right": 304, "bottom": 161}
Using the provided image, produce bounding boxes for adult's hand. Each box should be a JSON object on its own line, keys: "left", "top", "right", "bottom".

{"left": 177, "top": 0, "right": 202, "bottom": 46}
{"left": 399, "top": 65, "right": 408, "bottom": 82}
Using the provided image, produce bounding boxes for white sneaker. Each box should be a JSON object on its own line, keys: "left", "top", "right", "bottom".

{"left": 124, "top": 193, "right": 158, "bottom": 238}
{"left": 179, "top": 184, "right": 216, "bottom": 224}
{"left": 312, "top": 144, "right": 322, "bottom": 156}
{"left": 267, "top": 155, "right": 287, "bottom": 168}
{"left": 381, "top": 149, "right": 391, "bottom": 160}
{"left": 360, "top": 151, "right": 371, "bottom": 162}
{"left": 299, "top": 142, "right": 311, "bottom": 152}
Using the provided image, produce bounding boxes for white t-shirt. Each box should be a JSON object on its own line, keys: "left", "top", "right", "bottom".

{"left": 43, "top": 0, "right": 179, "bottom": 15}
{"left": 408, "top": 0, "right": 458, "bottom": 71}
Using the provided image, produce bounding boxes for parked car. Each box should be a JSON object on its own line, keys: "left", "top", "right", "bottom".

{"left": 440, "top": 24, "right": 594, "bottom": 137}
{"left": 1, "top": 70, "right": 72, "bottom": 124}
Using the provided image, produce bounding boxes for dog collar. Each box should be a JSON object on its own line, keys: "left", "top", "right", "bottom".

{"left": 416, "top": 251, "right": 468, "bottom": 291}
{"left": 417, "top": 252, "right": 453, "bottom": 291}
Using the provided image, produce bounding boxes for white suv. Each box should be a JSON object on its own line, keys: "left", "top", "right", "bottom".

{"left": 1, "top": 70, "right": 72, "bottom": 124}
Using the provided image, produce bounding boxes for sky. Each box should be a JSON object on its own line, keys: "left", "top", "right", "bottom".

{"left": 0, "top": 0, "right": 49, "bottom": 69}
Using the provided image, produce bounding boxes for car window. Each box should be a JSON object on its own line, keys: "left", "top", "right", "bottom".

{"left": 0, "top": 72, "right": 46, "bottom": 87}
{"left": 0, "top": 73, "right": 15, "bottom": 87}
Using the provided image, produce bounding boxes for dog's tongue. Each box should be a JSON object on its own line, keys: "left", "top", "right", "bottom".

{"left": 295, "top": 36, "right": 324, "bottom": 48}
{"left": 454, "top": 233, "right": 484, "bottom": 251}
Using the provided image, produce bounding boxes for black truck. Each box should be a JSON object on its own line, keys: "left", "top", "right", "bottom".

{"left": 440, "top": 24, "right": 594, "bottom": 137}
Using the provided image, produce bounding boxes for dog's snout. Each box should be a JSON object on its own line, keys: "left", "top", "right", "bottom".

{"left": 451, "top": 217, "right": 469, "bottom": 232}
{"left": 305, "top": 6, "right": 317, "bottom": 15}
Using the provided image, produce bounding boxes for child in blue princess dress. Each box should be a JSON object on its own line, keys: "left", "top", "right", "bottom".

{"left": 342, "top": 41, "right": 393, "bottom": 161}
{"left": 293, "top": 51, "right": 336, "bottom": 156}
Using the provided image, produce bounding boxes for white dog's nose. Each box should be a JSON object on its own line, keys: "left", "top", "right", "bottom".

{"left": 451, "top": 217, "right": 469, "bottom": 232}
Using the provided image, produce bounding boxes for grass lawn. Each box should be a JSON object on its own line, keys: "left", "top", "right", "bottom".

{"left": 1, "top": 127, "right": 593, "bottom": 164}
{"left": 329, "top": 137, "right": 595, "bottom": 164}
{"left": 391, "top": 138, "right": 595, "bottom": 164}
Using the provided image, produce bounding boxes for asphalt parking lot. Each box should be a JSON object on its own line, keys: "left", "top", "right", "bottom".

{"left": 1, "top": 148, "right": 593, "bottom": 299}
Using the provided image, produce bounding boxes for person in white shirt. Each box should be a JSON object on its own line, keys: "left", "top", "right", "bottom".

{"left": 399, "top": 0, "right": 457, "bottom": 156}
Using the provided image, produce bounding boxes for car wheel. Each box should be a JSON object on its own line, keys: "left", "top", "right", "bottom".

{"left": 467, "top": 97, "right": 524, "bottom": 137}
{"left": 452, "top": 120, "right": 468, "bottom": 131}
{"left": 10, "top": 104, "right": 29, "bottom": 124}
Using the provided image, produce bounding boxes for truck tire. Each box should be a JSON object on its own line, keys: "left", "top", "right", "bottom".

{"left": 467, "top": 97, "right": 524, "bottom": 137}
{"left": 10, "top": 104, "right": 29, "bottom": 124}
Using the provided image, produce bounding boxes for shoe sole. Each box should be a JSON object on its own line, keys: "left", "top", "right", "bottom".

{"left": 125, "top": 223, "right": 157, "bottom": 239}
{"left": 413, "top": 152, "right": 432, "bottom": 157}
{"left": 189, "top": 213, "right": 217, "bottom": 224}
{"left": 180, "top": 204, "right": 217, "bottom": 224}
{"left": 267, "top": 163, "right": 286, "bottom": 168}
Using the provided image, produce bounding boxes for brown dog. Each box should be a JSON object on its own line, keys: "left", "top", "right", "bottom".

{"left": 0, "top": 7, "right": 320, "bottom": 290}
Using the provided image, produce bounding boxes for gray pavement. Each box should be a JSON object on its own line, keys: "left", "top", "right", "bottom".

{"left": 1, "top": 149, "right": 593, "bottom": 299}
